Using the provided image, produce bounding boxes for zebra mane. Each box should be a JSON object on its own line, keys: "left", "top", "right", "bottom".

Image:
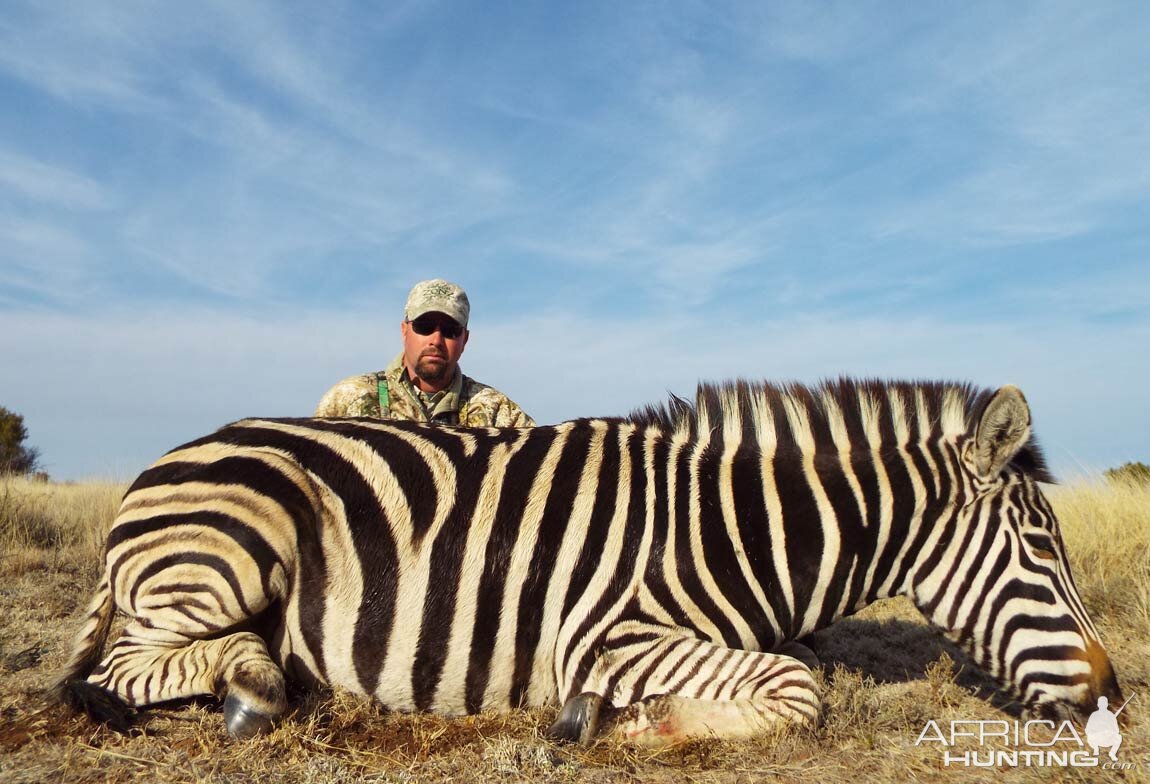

{"left": 626, "top": 378, "right": 1054, "bottom": 483}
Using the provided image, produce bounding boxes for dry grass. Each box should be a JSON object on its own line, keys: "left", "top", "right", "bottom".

{"left": 0, "top": 475, "right": 123, "bottom": 575}
{"left": 1051, "top": 480, "right": 1150, "bottom": 633}
{"left": 2, "top": 478, "right": 1149, "bottom": 783}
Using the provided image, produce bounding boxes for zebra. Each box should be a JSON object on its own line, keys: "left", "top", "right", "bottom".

{"left": 57, "top": 378, "right": 1122, "bottom": 744}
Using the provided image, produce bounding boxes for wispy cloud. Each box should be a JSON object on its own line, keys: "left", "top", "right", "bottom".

{"left": 0, "top": 151, "right": 114, "bottom": 211}
{"left": 1, "top": 2, "right": 523, "bottom": 304}
{"left": 863, "top": 4, "right": 1150, "bottom": 245}
{"left": 0, "top": 218, "right": 93, "bottom": 307}
{"left": 5, "top": 1, "right": 1145, "bottom": 313}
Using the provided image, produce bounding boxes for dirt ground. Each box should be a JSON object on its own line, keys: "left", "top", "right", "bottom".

{"left": 3, "top": 544, "right": 1148, "bottom": 784}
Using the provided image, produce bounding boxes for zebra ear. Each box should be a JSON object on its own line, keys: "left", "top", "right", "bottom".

{"left": 971, "top": 385, "right": 1032, "bottom": 479}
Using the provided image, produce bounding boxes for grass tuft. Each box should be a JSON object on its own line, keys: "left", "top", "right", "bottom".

{"left": 1050, "top": 480, "right": 1150, "bottom": 631}
{"left": 0, "top": 476, "right": 124, "bottom": 573}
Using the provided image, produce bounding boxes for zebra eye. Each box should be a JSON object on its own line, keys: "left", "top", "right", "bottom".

{"left": 1024, "top": 534, "right": 1057, "bottom": 561}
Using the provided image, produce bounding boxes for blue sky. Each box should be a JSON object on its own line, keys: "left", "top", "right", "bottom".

{"left": 1, "top": 1, "right": 1147, "bottom": 481}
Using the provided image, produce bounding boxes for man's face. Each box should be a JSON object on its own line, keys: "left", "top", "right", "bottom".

{"left": 401, "top": 312, "right": 469, "bottom": 392}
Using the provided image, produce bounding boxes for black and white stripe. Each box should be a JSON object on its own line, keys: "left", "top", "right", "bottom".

{"left": 58, "top": 378, "right": 1120, "bottom": 742}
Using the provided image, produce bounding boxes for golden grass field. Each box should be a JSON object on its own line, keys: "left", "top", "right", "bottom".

{"left": 1, "top": 474, "right": 1148, "bottom": 783}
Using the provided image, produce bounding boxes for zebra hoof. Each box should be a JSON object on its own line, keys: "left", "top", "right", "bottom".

{"left": 224, "top": 693, "right": 276, "bottom": 739}
{"left": 547, "top": 692, "right": 603, "bottom": 744}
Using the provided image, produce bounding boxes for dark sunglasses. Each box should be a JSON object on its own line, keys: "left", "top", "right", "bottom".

{"left": 409, "top": 316, "right": 464, "bottom": 340}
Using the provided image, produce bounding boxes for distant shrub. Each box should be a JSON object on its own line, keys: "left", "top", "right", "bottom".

{"left": 0, "top": 406, "right": 42, "bottom": 476}
{"left": 1103, "top": 461, "right": 1150, "bottom": 486}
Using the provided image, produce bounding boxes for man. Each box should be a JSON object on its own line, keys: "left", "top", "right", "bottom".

{"left": 314, "top": 279, "right": 535, "bottom": 427}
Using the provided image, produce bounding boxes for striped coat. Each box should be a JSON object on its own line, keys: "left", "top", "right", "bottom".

{"left": 59, "top": 379, "right": 1121, "bottom": 743}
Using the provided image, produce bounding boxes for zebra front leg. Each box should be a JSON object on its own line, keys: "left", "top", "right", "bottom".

{"left": 558, "top": 633, "right": 819, "bottom": 746}
{"left": 87, "top": 622, "right": 286, "bottom": 738}
{"left": 548, "top": 691, "right": 605, "bottom": 743}
{"left": 612, "top": 639, "right": 819, "bottom": 745}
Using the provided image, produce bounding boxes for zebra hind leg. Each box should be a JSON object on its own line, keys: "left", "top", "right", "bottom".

{"left": 54, "top": 575, "right": 136, "bottom": 731}
{"left": 566, "top": 633, "right": 821, "bottom": 746}
{"left": 221, "top": 642, "right": 287, "bottom": 738}
{"left": 60, "top": 678, "right": 136, "bottom": 732}
{"left": 86, "top": 622, "right": 286, "bottom": 739}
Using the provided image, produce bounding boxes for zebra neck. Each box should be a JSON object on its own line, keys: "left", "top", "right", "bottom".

{"left": 641, "top": 436, "right": 962, "bottom": 646}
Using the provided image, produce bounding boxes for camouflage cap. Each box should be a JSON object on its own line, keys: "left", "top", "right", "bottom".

{"left": 404, "top": 279, "right": 470, "bottom": 328}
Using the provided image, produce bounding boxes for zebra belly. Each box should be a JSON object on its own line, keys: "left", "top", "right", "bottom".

{"left": 276, "top": 600, "right": 564, "bottom": 714}
{"left": 275, "top": 532, "right": 565, "bottom": 715}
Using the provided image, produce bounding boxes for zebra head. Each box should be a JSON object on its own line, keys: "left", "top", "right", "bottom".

{"left": 911, "top": 385, "right": 1122, "bottom": 724}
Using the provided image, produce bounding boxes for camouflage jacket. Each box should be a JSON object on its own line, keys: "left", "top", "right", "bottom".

{"left": 314, "top": 353, "right": 535, "bottom": 427}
